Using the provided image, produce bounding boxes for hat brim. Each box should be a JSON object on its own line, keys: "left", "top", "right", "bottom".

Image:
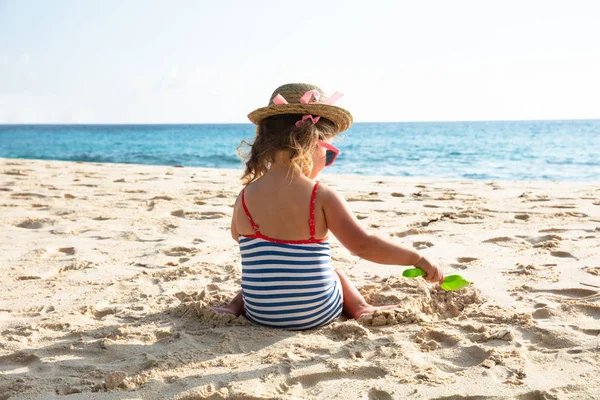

{"left": 248, "top": 104, "right": 353, "bottom": 133}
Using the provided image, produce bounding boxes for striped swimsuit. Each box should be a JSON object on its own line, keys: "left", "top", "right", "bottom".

{"left": 239, "top": 182, "right": 343, "bottom": 330}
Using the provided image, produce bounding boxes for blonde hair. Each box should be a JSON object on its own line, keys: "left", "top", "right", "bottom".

{"left": 239, "top": 114, "right": 338, "bottom": 185}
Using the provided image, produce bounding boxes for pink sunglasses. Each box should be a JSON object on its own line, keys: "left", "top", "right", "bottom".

{"left": 318, "top": 140, "right": 340, "bottom": 166}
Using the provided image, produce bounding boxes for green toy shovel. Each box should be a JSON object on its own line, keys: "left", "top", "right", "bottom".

{"left": 402, "top": 268, "right": 470, "bottom": 291}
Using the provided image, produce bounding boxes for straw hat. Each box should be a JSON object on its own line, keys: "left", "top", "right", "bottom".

{"left": 247, "top": 83, "right": 353, "bottom": 133}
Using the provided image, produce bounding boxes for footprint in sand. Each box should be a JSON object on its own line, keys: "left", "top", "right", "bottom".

{"left": 547, "top": 204, "right": 578, "bottom": 209}
{"left": 519, "top": 234, "right": 563, "bottom": 244}
{"left": 423, "top": 345, "right": 490, "bottom": 373}
{"left": 522, "top": 194, "right": 550, "bottom": 202}
{"left": 550, "top": 251, "right": 577, "bottom": 259}
{"left": 14, "top": 218, "right": 53, "bottom": 229}
{"left": 14, "top": 305, "right": 54, "bottom": 317}
{"left": 484, "top": 236, "right": 513, "bottom": 243}
{"left": 517, "top": 234, "right": 564, "bottom": 250}
{"left": 415, "top": 329, "right": 461, "bottom": 351}
{"left": 558, "top": 211, "right": 588, "bottom": 218}
{"left": 92, "top": 216, "right": 112, "bottom": 220}
{"left": 532, "top": 307, "right": 556, "bottom": 319}
{"left": 539, "top": 228, "right": 568, "bottom": 233}
{"left": 287, "top": 366, "right": 387, "bottom": 389}
{"left": 408, "top": 220, "right": 434, "bottom": 229}
{"left": 413, "top": 241, "right": 434, "bottom": 250}
{"left": 78, "top": 305, "right": 120, "bottom": 320}
{"left": 322, "top": 322, "right": 370, "bottom": 341}
{"left": 449, "top": 211, "right": 486, "bottom": 224}
{"left": 88, "top": 235, "right": 111, "bottom": 240}
{"left": 456, "top": 257, "right": 479, "bottom": 263}
{"left": 137, "top": 177, "right": 161, "bottom": 182}
{"left": 73, "top": 183, "right": 98, "bottom": 188}
{"left": 482, "top": 236, "right": 529, "bottom": 247}
{"left": 565, "top": 303, "right": 600, "bottom": 319}
{"left": 368, "top": 388, "right": 394, "bottom": 400}
{"left": 172, "top": 211, "right": 228, "bottom": 220}
{"left": 93, "top": 307, "right": 119, "bottom": 320}
{"left": 10, "top": 192, "right": 47, "bottom": 199}
{"left": 175, "top": 384, "right": 230, "bottom": 399}
{"left": 15, "top": 275, "right": 42, "bottom": 280}
{"left": 55, "top": 247, "right": 75, "bottom": 255}
{"left": 163, "top": 246, "right": 200, "bottom": 257}
{"left": 503, "top": 263, "right": 549, "bottom": 278}
{"left": 0, "top": 352, "right": 40, "bottom": 368}
{"left": 59, "top": 259, "right": 95, "bottom": 273}
{"left": 584, "top": 266, "right": 600, "bottom": 276}
{"left": 150, "top": 195, "right": 174, "bottom": 201}
{"left": 526, "top": 327, "right": 582, "bottom": 350}
{"left": 534, "top": 288, "right": 597, "bottom": 299}
{"left": 39, "top": 322, "right": 71, "bottom": 332}
{"left": 347, "top": 197, "right": 384, "bottom": 202}
{"left": 2, "top": 169, "right": 28, "bottom": 176}
{"left": 121, "top": 231, "right": 164, "bottom": 242}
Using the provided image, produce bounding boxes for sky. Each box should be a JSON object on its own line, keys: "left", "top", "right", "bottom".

{"left": 1, "top": 0, "right": 599, "bottom": 123}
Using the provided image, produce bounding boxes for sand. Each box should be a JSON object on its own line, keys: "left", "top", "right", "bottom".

{"left": 1, "top": 157, "right": 599, "bottom": 400}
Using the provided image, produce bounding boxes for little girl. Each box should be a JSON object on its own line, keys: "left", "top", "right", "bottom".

{"left": 212, "top": 83, "right": 444, "bottom": 330}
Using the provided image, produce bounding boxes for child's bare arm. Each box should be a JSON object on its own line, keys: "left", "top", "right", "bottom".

{"left": 321, "top": 185, "right": 443, "bottom": 283}
{"left": 230, "top": 194, "right": 240, "bottom": 243}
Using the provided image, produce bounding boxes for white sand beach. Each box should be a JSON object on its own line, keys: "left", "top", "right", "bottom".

{"left": 1, "top": 157, "right": 599, "bottom": 399}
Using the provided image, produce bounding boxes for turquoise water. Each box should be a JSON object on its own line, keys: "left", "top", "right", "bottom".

{"left": 1, "top": 120, "right": 599, "bottom": 181}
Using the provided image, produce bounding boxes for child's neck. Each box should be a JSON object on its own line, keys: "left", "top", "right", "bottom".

{"left": 264, "top": 150, "right": 313, "bottom": 181}
{"left": 267, "top": 161, "right": 302, "bottom": 179}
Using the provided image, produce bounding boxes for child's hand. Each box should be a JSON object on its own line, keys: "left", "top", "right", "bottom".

{"left": 415, "top": 256, "right": 444, "bottom": 284}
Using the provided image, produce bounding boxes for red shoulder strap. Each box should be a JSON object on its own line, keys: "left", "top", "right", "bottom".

{"left": 241, "top": 188, "right": 259, "bottom": 231}
{"left": 308, "top": 182, "right": 319, "bottom": 238}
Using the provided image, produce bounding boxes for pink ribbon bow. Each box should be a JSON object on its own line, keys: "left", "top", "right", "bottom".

{"left": 272, "top": 90, "right": 344, "bottom": 127}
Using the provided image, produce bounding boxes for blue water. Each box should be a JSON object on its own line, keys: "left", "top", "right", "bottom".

{"left": 1, "top": 121, "right": 599, "bottom": 181}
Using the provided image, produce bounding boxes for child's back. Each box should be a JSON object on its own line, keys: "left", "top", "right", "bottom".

{"left": 236, "top": 173, "right": 328, "bottom": 241}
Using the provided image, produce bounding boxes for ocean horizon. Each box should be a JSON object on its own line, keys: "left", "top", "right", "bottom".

{"left": 1, "top": 119, "right": 599, "bottom": 181}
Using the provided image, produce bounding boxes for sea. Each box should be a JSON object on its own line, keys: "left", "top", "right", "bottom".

{"left": 1, "top": 120, "right": 599, "bottom": 181}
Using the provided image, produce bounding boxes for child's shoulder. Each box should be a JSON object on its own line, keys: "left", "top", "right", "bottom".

{"left": 233, "top": 181, "right": 259, "bottom": 205}
{"left": 315, "top": 181, "right": 343, "bottom": 204}
{"left": 233, "top": 185, "right": 248, "bottom": 206}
